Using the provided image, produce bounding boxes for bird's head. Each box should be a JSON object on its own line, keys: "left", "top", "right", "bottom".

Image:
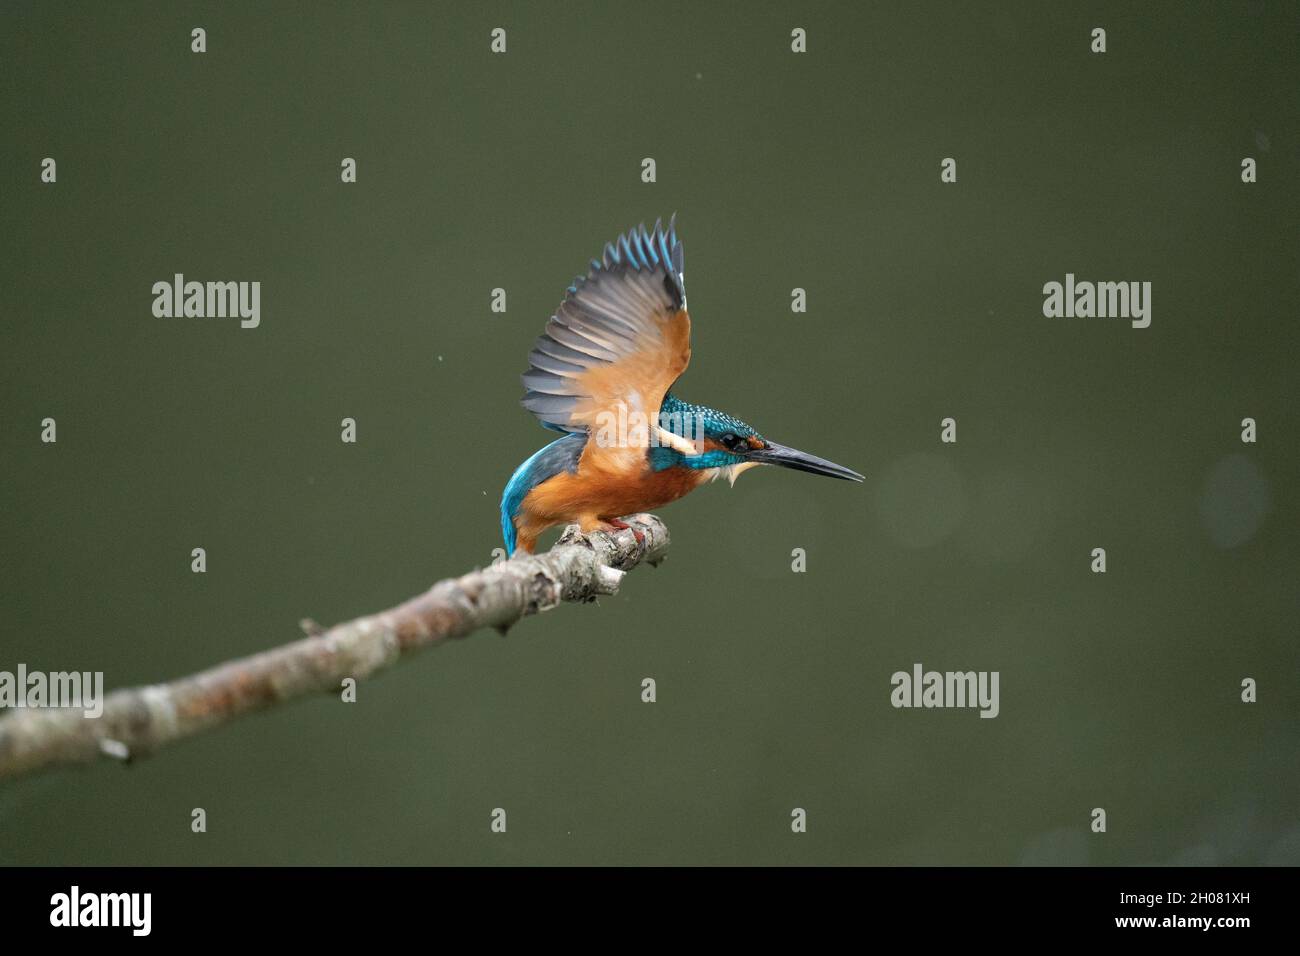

{"left": 653, "top": 397, "right": 865, "bottom": 485}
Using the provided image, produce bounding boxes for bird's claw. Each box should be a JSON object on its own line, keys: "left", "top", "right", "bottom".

{"left": 602, "top": 518, "right": 646, "bottom": 550}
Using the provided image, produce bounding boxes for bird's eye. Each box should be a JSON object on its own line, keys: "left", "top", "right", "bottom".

{"left": 720, "top": 432, "right": 739, "bottom": 449}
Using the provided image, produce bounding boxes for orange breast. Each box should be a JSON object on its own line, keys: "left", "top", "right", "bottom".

{"left": 516, "top": 461, "right": 708, "bottom": 550}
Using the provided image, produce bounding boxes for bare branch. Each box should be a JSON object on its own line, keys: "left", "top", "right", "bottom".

{"left": 0, "top": 515, "right": 669, "bottom": 782}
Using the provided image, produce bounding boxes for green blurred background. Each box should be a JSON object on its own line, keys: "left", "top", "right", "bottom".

{"left": 2, "top": 1, "right": 1296, "bottom": 865}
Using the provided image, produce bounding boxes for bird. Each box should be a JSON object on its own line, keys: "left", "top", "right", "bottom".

{"left": 500, "top": 216, "right": 864, "bottom": 556}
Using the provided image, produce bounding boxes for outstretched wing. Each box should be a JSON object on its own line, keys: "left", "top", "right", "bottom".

{"left": 521, "top": 217, "right": 690, "bottom": 471}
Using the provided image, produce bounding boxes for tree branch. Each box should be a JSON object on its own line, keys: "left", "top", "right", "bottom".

{"left": 0, "top": 514, "right": 669, "bottom": 782}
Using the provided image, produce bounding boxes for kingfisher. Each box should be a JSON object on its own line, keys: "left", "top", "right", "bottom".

{"left": 500, "top": 217, "right": 864, "bottom": 556}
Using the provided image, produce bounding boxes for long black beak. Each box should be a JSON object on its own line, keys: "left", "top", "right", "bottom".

{"left": 748, "top": 441, "right": 864, "bottom": 482}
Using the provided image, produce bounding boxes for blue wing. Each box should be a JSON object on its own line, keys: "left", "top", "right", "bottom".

{"left": 499, "top": 433, "right": 587, "bottom": 554}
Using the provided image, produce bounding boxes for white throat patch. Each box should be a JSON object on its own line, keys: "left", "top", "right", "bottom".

{"left": 709, "top": 461, "right": 761, "bottom": 487}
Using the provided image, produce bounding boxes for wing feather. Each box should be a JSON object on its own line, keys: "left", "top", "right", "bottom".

{"left": 520, "top": 217, "right": 691, "bottom": 468}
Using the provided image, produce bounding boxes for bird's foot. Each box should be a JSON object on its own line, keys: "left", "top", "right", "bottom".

{"left": 601, "top": 517, "right": 645, "bottom": 549}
